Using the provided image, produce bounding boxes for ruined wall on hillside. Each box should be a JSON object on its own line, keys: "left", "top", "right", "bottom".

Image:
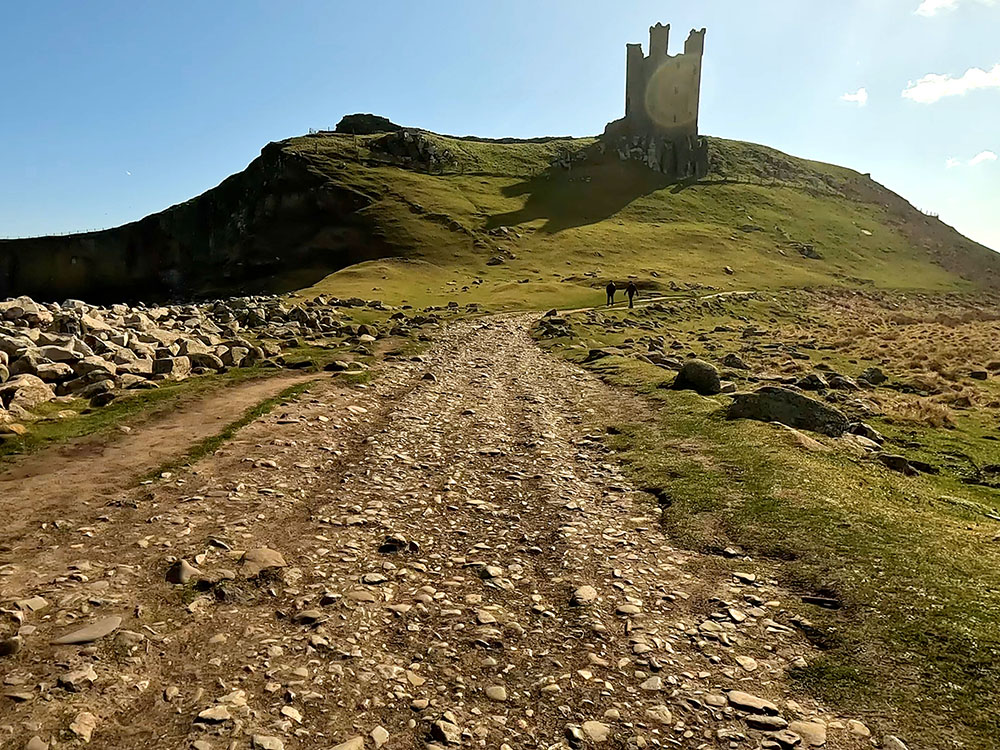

{"left": 0, "top": 144, "right": 386, "bottom": 303}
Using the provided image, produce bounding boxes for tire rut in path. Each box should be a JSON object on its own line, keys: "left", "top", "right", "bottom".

{"left": 0, "top": 315, "right": 876, "bottom": 750}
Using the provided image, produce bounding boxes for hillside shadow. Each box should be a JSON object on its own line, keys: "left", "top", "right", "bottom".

{"left": 486, "top": 161, "right": 679, "bottom": 234}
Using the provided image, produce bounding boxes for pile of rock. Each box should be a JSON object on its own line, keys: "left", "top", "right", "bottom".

{"left": 535, "top": 313, "right": 573, "bottom": 339}
{"left": 368, "top": 129, "right": 456, "bottom": 171}
{"left": 0, "top": 294, "right": 397, "bottom": 426}
{"left": 599, "top": 133, "right": 710, "bottom": 180}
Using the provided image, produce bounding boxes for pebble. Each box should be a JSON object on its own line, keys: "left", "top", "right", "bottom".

{"left": 790, "top": 720, "right": 827, "bottom": 746}
{"left": 485, "top": 685, "right": 508, "bottom": 701}
{"left": 571, "top": 585, "right": 598, "bottom": 605}
{"left": 644, "top": 705, "right": 673, "bottom": 724}
{"left": 432, "top": 720, "right": 462, "bottom": 745}
{"left": 253, "top": 736, "right": 284, "bottom": 750}
{"left": 69, "top": 711, "right": 98, "bottom": 742}
{"left": 582, "top": 721, "right": 611, "bottom": 742}
{"left": 728, "top": 690, "right": 779, "bottom": 715}
{"left": 238, "top": 547, "right": 287, "bottom": 577}
{"left": 196, "top": 706, "right": 232, "bottom": 723}
{"left": 165, "top": 558, "right": 201, "bottom": 584}
{"left": 58, "top": 665, "right": 98, "bottom": 692}
{"left": 52, "top": 616, "right": 122, "bottom": 645}
{"left": 371, "top": 726, "right": 389, "bottom": 747}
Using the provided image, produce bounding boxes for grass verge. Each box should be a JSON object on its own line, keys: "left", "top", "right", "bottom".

{"left": 0, "top": 366, "right": 281, "bottom": 464}
{"left": 538, "top": 294, "right": 1000, "bottom": 749}
{"left": 142, "top": 379, "right": 318, "bottom": 481}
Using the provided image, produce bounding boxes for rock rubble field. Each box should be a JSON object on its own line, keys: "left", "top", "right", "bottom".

{"left": 0, "top": 314, "right": 907, "bottom": 750}
{"left": 0, "top": 294, "right": 451, "bottom": 435}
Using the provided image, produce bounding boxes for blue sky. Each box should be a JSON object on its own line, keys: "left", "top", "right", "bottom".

{"left": 1, "top": 0, "right": 997, "bottom": 249}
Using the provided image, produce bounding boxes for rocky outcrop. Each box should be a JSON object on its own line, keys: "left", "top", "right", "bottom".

{"left": 599, "top": 132, "right": 710, "bottom": 180}
{"left": 0, "top": 144, "right": 389, "bottom": 303}
{"left": 727, "top": 385, "right": 849, "bottom": 437}
{"left": 368, "top": 130, "right": 457, "bottom": 172}
{"left": 334, "top": 113, "right": 403, "bottom": 135}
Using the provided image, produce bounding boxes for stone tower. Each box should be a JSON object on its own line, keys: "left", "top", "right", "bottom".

{"left": 624, "top": 23, "right": 705, "bottom": 139}
{"left": 603, "top": 23, "right": 709, "bottom": 180}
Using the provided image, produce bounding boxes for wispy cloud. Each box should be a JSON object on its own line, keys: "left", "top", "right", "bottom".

{"left": 902, "top": 63, "right": 1000, "bottom": 103}
{"left": 840, "top": 87, "right": 869, "bottom": 106}
{"left": 946, "top": 150, "right": 997, "bottom": 167}
{"left": 915, "top": 0, "right": 995, "bottom": 16}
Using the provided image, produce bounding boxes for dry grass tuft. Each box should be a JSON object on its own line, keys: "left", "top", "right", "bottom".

{"left": 889, "top": 397, "right": 956, "bottom": 428}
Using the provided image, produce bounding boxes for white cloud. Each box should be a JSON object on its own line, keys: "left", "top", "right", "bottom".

{"left": 945, "top": 151, "right": 997, "bottom": 167}
{"left": 969, "top": 150, "right": 998, "bottom": 166}
{"left": 841, "top": 87, "right": 869, "bottom": 106}
{"left": 916, "top": 0, "right": 995, "bottom": 16}
{"left": 902, "top": 63, "right": 1000, "bottom": 103}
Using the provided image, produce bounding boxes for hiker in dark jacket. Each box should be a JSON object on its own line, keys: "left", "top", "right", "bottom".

{"left": 626, "top": 280, "right": 638, "bottom": 308}
{"left": 606, "top": 281, "right": 617, "bottom": 307}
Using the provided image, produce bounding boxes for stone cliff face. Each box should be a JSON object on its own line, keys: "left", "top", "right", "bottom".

{"left": 0, "top": 144, "right": 388, "bottom": 303}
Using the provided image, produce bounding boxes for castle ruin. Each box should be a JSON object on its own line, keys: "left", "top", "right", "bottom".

{"left": 603, "top": 23, "right": 709, "bottom": 180}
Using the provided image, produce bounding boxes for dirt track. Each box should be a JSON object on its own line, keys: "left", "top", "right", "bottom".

{"left": 0, "top": 316, "right": 875, "bottom": 750}
{"left": 0, "top": 371, "right": 318, "bottom": 546}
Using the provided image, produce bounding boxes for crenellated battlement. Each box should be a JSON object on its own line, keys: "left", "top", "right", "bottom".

{"left": 614, "top": 22, "right": 706, "bottom": 141}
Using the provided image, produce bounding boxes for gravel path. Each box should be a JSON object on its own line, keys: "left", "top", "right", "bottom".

{"left": 0, "top": 316, "right": 878, "bottom": 750}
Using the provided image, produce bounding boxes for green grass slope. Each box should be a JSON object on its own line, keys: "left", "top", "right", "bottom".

{"left": 277, "top": 125, "right": 1000, "bottom": 308}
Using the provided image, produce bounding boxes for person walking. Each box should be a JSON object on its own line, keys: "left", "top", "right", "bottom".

{"left": 605, "top": 280, "right": 617, "bottom": 307}
{"left": 626, "top": 280, "right": 638, "bottom": 308}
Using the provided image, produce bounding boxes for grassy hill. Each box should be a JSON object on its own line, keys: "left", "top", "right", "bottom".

{"left": 270, "top": 121, "right": 1000, "bottom": 308}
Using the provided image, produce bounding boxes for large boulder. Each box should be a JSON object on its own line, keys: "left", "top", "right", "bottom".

{"left": 671, "top": 359, "right": 722, "bottom": 396}
{"left": 35, "top": 362, "right": 75, "bottom": 383}
{"left": 119, "top": 358, "right": 154, "bottom": 376}
{"left": 827, "top": 374, "right": 859, "bottom": 391}
{"left": 73, "top": 356, "right": 116, "bottom": 378}
{"left": 1, "top": 296, "right": 53, "bottom": 326}
{"left": 221, "top": 347, "right": 250, "bottom": 368}
{"left": 188, "top": 352, "right": 225, "bottom": 371}
{"left": 0, "top": 374, "right": 56, "bottom": 411}
{"left": 37, "top": 345, "right": 80, "bottom": 363}
{"left": 153, "top": 356, "right": 192, "bottom": 380}
{"left": 728, "top": 386, "right": 849, "bottom": 437}
{"left": 177, "top": 338, "right": 211, "bottom": 357}
{"left": 10, "top": 350, "right": 43, "bottom": 377}
{"left": 58, "top": 370, "right": 117, "bottom": 396}
{"left": 0, "top": 334, "right": 34, "bottom": 359}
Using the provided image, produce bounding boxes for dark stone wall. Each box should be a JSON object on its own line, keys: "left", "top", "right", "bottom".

{"left": 0, "top": 144, "right": 387, "bottom": 303}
